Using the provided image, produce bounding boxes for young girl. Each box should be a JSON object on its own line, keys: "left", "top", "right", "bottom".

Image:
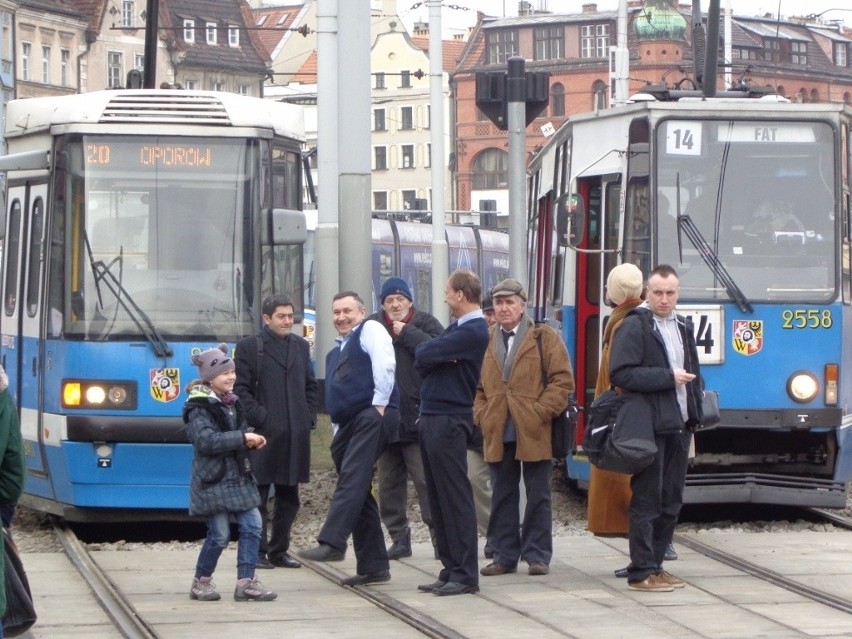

{"left": 183, "top": 344, "right": 277, "bottom": 602}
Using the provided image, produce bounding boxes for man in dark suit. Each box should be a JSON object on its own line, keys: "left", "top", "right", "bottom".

{"left": 235, "top": 295, "right": 318, "bottom": 569}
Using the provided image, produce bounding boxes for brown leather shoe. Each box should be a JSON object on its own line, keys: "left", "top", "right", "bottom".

{"left": 656, "top": 570, "right": 685, "bottom": 588}
{"left": 480, "top": 562, "right": 517, "bottom": 576}
{"left": 627, "top": 574, "right": 674, "bottom": 592}
{"left": 528, "top": 562, "right": 549, "bottom": 576}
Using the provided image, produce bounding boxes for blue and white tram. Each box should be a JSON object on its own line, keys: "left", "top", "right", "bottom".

{"left": 0, "top": 90, "right": 307, "bottom": 520}
{"left": 528, "top": 98, "right": 852, "bottom": 507}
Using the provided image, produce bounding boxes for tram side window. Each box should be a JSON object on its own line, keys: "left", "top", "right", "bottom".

{"left": 261, "top": 244, "right": 305, "bottom": 320}
{"left": 623, "top": 182, "right": 651, "bottom": 276}
{"left": 3, "top": 200, "right": 22, "bottom": 316}
{"left": 271, "top": 144, "right": 301, "bottom": 210}
{"left": 47, "top": 188, "right": 66, "bottom": 337}
{"left": 25, "top": 198, "right": 45, "bottom": 318}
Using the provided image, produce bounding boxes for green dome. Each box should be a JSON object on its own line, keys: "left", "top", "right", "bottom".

{"left": 634, "top": 0, "right": 688, "bottom": 41}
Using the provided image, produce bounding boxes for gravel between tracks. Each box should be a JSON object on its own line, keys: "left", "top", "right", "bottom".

{"left": 10, "top": 469, "right": 852, "bottom": 553}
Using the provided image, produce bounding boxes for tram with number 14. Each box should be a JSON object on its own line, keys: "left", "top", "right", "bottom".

{"left": 528, "top": 87, "right": 852, "bottom": 507}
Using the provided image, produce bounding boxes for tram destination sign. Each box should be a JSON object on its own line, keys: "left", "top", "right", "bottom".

{"left": 83, "top": 138, "right": 236, "bottom": 171}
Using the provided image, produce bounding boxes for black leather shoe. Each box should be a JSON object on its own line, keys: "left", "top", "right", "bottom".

{"left": 341, "top": 570, "right": 391, "bottom": 586}
{"left": 387, "top": 528, "right": 412, "bottom": 560}
{"left": 664, "top": 543, "right": 678, "bottom": 561}
{"left": 417, "top": 580, "right": 446, "bottom": 593}
{"left": 614, "top": 566, "right": 629, "bottom": 578}
{"left": 483, "top": 544, "right": 494, "bottom": 559}
{"left": 433, "top": 581, "right": 479, "bottom": 596}
{"left": 255, "top": 554, "right": 274, "bottom": 569}
{"left": 299, "top": 543, "right": 345, "bottom": 562}
{"left": 270, "top": 553, "right": 302, "bottom": 569}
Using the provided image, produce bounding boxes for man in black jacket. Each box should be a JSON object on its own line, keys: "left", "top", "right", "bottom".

{"left": 234, "top": 295, "right": 318, "bottom": 569}
{"left": 368, "top": 277, "right": 443, "bottom": 559}
{"left": 609, "top": 264, "right": 703, "bottom": 593}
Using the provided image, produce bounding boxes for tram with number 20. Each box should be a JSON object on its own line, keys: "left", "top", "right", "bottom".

{"left": 0, "top": 90, "right": 308, "bottom": 521}
{"left": 528, "top": 95, "right": 852, "bottom": 507}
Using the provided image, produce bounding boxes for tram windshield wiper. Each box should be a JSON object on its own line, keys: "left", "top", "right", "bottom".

{"left": 95, "top": 255, "right": 173, "bottom": 358}
{"left": 85, "top": 240, "right": 173, "bottom": 358}
{"left": 677, "top": 213, "right": 753, "bottom": 313}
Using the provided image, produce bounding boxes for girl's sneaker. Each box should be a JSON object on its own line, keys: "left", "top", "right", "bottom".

{"left": 234, "top": 578, "right": 278, "bottom": 601}
{"left": 190, "top": 576, "right": 221, "bottom": 601}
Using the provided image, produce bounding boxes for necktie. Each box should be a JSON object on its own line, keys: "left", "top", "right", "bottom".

{"left": 502, "top": 330, "right": 514, "bottom": 352}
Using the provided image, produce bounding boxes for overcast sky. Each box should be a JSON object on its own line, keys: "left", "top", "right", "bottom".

{"left": 399, "top": 1, "right": 851, "bottom": 37}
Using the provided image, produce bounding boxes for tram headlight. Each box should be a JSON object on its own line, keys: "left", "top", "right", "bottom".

{"left": 86, "top": 386, "right": 107, "bottom": 404}
{"left": 61, "top": 380, "right": 137, "bottom": 410}
{"left": 787, "top": 371, "right": 819, "bottom": 404}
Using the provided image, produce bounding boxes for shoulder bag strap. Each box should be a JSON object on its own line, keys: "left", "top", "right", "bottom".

{"left": 534, "top": 331, "right": 548, "bottom": 389}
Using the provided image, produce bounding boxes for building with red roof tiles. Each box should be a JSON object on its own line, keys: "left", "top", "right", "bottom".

{"left": 12, "top": 0, "right": 270, "bottom": 97}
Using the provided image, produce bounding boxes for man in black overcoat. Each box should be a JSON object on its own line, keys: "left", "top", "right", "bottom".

{"left": 235, "top": 295, "right": 318, "bottom": 569}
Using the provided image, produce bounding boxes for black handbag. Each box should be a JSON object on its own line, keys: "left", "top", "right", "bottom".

{"left": 586, "top": 391, "right": 657, "bottom": 475}
{"left": 3, "top": 527, "right": 37, "bottom": 637}
{"left": 535, "top": 334, "right": 577, "bottom": 459}
{"left": 583, "top": 389, "right": 623, "bottom": 460}
{"left": 699, "top": 390, "right": 721, "bottom": 429}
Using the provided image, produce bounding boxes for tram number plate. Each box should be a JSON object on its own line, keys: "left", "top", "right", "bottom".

{"left": 665, "top": 122, "right": 703, "bottom": 156}
{"left": 679, "top": 305, "right": 723, "bottom": 365}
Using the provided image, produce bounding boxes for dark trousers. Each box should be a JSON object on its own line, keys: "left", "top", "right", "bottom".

{"left": 419, "top": 414, "right": 479, "bottom": 587}
{"left": 258, "top": 483, "right": 299, "bottom": 559}
{"left": 627, "top": 430, "right": 691, "bottom": 583}
{"left": 377, "top": 440, "right": 433, "bottom": 540}
{"left": 318, "top": 407, "right": 394, "bottom": 575}
{"left": 487, "top": 443, "right": 553, "bottom": 566}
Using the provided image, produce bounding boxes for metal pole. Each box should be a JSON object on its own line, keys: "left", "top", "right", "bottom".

{"left": 143, "top": 0, "right": 158, "bottom": 88}
{"left": 429, "top": 0, "right": 449, "bottom": 324}
{"left": 506, "top": 57, "right": 527, "bottom": 288}
{"left": 613, "top": 0, "right": 630, "bottom": 105}
{"left": 337, "top": 0, "right": 373, "bottom": 308}
{"left": 724, "top": 0, "right": 732, "bottom": 89}
{"left": 315, "top": 0, "right": 340, "bottom": 377}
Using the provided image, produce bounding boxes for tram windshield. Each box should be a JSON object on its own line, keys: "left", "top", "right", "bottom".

{"left": 655, "top": 119, "right": 836, "bottom": 304}
{"left": 50, "top": 134, "right": 270, "bottom": 341}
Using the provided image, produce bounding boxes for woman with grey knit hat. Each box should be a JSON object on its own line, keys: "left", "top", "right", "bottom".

{"left": 183, "top": 344, "right": 276, "bottom": 603}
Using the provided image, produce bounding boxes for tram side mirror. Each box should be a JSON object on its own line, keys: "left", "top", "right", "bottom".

{"left": 264, "top": 208, "right": 307, "bottom": 245}
{"left": 556, "top": 193, "right": 585, "bottom": 247}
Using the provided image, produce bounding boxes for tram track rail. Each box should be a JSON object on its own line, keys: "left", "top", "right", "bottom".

{"left": 299, "top": 556, "right": 468, "bottom": 639}
{"left": 52, "top": 520, "right": 162, "bottom": 639}
{"left": 806, "top": 507, "right": 852, "bottom": 531}
{"left": 674, "top": 512, "right": 852, "bottom": 616}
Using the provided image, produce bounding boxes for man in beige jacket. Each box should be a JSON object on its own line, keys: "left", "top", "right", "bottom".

{"left": 473, "top": 278, "right": 574, "bottom": 577}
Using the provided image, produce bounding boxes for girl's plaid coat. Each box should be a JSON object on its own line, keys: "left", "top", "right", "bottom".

{"left": 182, "top": 383, "right": 260, "bottom": 517}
